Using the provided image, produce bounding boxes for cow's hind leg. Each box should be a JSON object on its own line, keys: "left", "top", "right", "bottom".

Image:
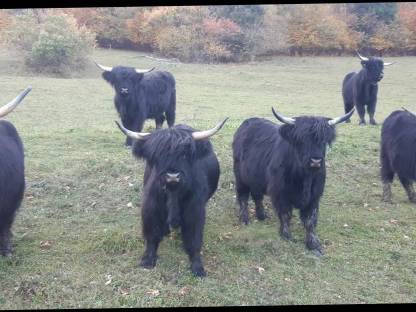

{"left": 344, "top": 100, "right": 354, "bottom": 123}
{"left": 165, "top": 89, "right": 176, "bottom": 128}
{"left": 398, "top": 176, "right": 416, "bottom": 203}
{"left": 181, "top": 201, "right": 206, "bottom": 277}
{"left": 155, "top": 115, "right": 165, "bottom": 129}
{"left": 251, "top": 192, "right": 267, "bottom": 221}
{"left": 380, "top": 148, "right": 394, "bottom": 202}
{"left": 0, "top": 221, "right": 13, "bottom": 257}
{"left": 236, "top": 183, "right": 250, "bottom": 225}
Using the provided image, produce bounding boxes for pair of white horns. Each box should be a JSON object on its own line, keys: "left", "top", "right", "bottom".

{"left": 356, "top": 51, "right": 394, "bottom": 66}
{"left": 93, "top": 61, "right": 155, "bottom": 74}
{"left": 271, "top": 107, "right": 355, "bottom": 126}
{"left": 0, "top": 86, "right": 32, "bottom": 118}
{"left": 115, "top": 118, "right": 229, "bottom": 141}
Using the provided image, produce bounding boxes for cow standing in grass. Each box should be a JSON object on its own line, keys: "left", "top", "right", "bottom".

{"left": 0, "top": 86, "right": 32, "bottom": 257}
{"left": 232, "top": 107, "right": 354, "bottom": 256}
{"left": 342, "top": 52, "right": 394, "bottom": 125}
{"left": 96, "top": 62, "right": 176, "bottom": 147}
{"left": 381, "top": 108, "right": 416, "bottom": 203}
{"left": 116, "top": 118, "right": 228, "bottom": 277}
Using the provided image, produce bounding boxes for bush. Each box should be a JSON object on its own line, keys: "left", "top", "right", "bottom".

{"left": 5, "top": 11, "right": 96, "bottom": 76}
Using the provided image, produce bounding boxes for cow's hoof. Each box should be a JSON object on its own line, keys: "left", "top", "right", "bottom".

{"left": 311, "top": 248, "right": 324, "bottom": 257}
{"left": 191, "top": 264, "right": 206, "bottom": 278}
{"left": 358, "top": 121, "right": 366, "bottom": 126}
{"left": 280, "top": 231, "right": 293, "bottom": 241}
{"left": 255, "top": 210, "right": 268, "bottom": 221}
{"left": 370, "top": 120, "right": 377, "bottom": 125}
{"left": 409, "top": 197, "right": 416, "bottom": 204}
{"left": 239, "top": 215, "right": 249, "bottom": 225}
{"left": 139, "top": 256, "right": 157, "bottom": 269}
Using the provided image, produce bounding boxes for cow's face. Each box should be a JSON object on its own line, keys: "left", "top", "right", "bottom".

{"left": 102, "top": 66, "right": 144, "bottom": 99}
{"left": 279, "top": 117, "right": 336, "bottom": 171}
{"left": 361, "top": 58, "right": 384, "bottom": 85}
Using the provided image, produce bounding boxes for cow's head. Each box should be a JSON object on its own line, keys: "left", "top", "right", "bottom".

{"left": 272, "top": 107, "right": 354, "bottom": 171}
{"left": 95, "top": 62, "right": 155, "bottom": 99}
{"left": 115, "top": 118, "right": 227, "bottom": 227}
{"left": 0, "top": 86, "right": 32, "bottom": 119}
{"left": 356, "top": 51, "right": 394, "bottom": 85}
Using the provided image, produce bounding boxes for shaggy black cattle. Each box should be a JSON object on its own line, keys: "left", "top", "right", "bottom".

{"left": 96, "top": 62, "right": 176, "bottom": 146}
{"left": 0, "top": 86, "right": 32, "bottom": 256}
{"left": 381, "top": 108, "right": 416, "bottom": 203}
{"left": 342, "top": 51, "right": 394, "bottom": 125}
{"left": 115, "top": 118, "right": 228, "bottom": 277}
{"left": 232, "top": 107, "right": 354, "bottom": 256}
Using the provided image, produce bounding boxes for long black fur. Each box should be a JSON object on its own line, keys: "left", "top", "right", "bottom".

{"left": 131, "top": 124, "right": 220, "bottom": 277}
{"left": 0, "top": 120, "right": 25, "bottom": 256}
{"left": 380, "top": 110, "right": 416, "bottom": 203}
{"left": 342, "top": 56, "right": 385, "bottom": 125}
{"left": 103, "top": 66, "right": 176, "bottom": 146}
{"left": 232, "top": 116, "right": 338, "bottom": 255}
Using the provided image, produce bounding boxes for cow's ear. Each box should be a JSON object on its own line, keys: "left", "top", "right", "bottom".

{"left": 361, "top": 60, "right": 367, "bottom": 67}
{"left": 279, "top": 124, "right": 295, "bottom": 143}
{"left": 102, "top": 71, "right": 114, "bottom": 84}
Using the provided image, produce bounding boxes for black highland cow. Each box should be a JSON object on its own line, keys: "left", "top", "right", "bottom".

{"left": 115, "top": 118, "right": 228, "bottom": 277}
{"left": 96, "top": 62, "right": 176, "bottom": 146}
{"left": 232, "top": 107, "right": 354, "bottom": 256}
{"left": 342, "top": 51, "right": 394, "bottom": 125}
{"left": 0, "top": 86, "right": 32, "bottom": 257}
{"left": 381, "top": 108, "right": 416, "bottom": 203}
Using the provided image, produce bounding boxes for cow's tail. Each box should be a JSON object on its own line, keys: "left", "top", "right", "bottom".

{"left": 166, "top": 88, "right": 176, "bottom": 127}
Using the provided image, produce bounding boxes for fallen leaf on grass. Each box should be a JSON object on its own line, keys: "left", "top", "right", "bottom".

{"left": 284, "top": 277, "right": 291, "bottom": 282}
{"left": 256, "top": 266, "right": 265, "bottom": 274}
{"left": 105, "top": 274, "right": 112, "bottom": 285}
{"left": 120, "top": 287, "right": 129, "bottom": 296}
{"left": 127, "top": 202, "right": 134, "bottom": 208}
{"left": 39, "top": 241, "right": 52, "bottom": 250}
{"left": 146, "top": 289, "right": 160, "bottom": 297}
{"left": 390, "top": 219, "right": 399, "bottom": 224}
{"left": 179, "top": 287, "right": 189, "bottom": 296}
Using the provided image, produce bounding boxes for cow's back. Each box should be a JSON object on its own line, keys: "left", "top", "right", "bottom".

{"left": 233, "top": 117, "right": 282, "bottom": 194}
{"left": 381, "top": 110, "right": 416, "bottom": 179}
{"left": 0, "top": 120, "right": 25, "bottom": 214}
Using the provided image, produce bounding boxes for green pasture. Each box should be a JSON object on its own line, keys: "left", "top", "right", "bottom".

{"left": 0, "top": 48, "right": 415, "bottom": 308}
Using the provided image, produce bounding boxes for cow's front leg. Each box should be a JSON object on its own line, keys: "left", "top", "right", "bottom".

{"left": 367, "top": 101, "right": 377, "bottom": 125}
{"left": 181, "top": 201, "right": 206, "bottom": 277}
{"left": 355, "top": 103, "right": 366, "bottom": 125}
{"left": 272, "top": 196, "right": 293, "bottom": 241}
{"left": 300, "top": 201, "right": 323, "bottom": 256}
{"left": 140, "top": 201, "right": 165, "bottom": 268}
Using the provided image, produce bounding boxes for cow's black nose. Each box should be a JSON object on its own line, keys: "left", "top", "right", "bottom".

{"left": 121, "top": 88, "right": 129, "bottom": 94}
{"left": 310, "top": 158, "right": 322, "bottom": 168}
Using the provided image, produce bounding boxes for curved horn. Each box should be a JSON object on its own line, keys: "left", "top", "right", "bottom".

{"left": 192, "top": 117, "right": 229, "bottom": 140}
{"left": 135, "top": 67, "right": 156, "bottom": 74}
{"left": 271, "top": 107, "right": 295, "bottom": 125}
{"left": 356, "top": 51, "right": 369, "bottom": 61}
{"left": 402, "top": 107, "right": 416, "bottom": 118}
{"left": 114, "top": 121, "right": 150, "bottom": 140}
{"left": 328, "top": 108, "right": 355, "bottom": 126}
{"left": 0, "top": 86, "right": 32, "bottom": 118}
{"left": 94, "top": 61, "right": 112, "bottom": 72}
{"left": 384, "top": 62, "right": 395, "bottom": 66}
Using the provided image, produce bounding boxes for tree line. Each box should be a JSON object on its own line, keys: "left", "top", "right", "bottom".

{"left": 0, "top": 4, "right": 415, "bottom": 72}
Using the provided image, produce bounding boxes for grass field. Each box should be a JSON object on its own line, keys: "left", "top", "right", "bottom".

{"left": 0, "top": 47, "right": 415, "bottom": 308}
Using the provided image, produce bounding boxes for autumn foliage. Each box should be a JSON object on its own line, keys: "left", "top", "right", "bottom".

{"left": 1, "top": 4, "right": 416, "bottom": 64}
